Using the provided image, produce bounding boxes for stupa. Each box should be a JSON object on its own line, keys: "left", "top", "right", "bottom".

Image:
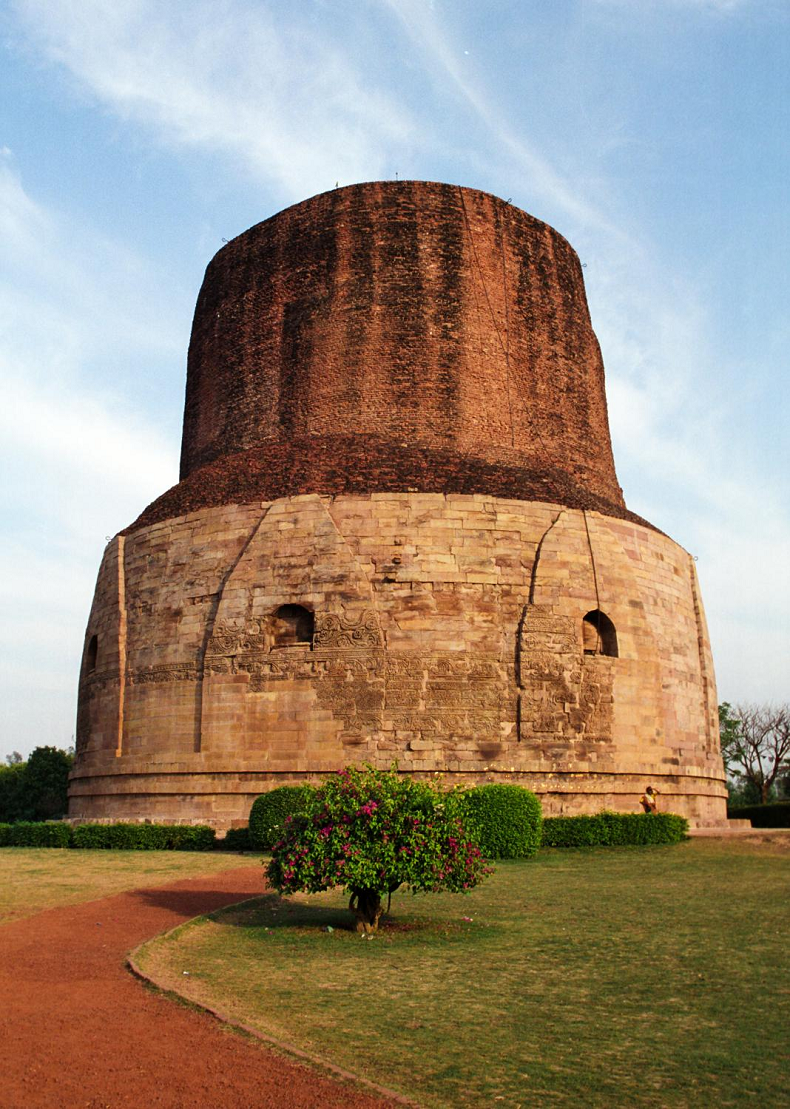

{"left": 70, "top": 181, "right": 727, "bottom": 827}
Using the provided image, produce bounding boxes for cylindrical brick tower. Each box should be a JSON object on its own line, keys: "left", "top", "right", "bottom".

{"left": 71, "top": 182, "right": 727, "bottom": 828}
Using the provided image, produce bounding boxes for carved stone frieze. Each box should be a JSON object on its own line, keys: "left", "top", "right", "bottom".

{"left": 321, "top": 653, "right": 385, "bottom": 678}
{"left": 385, "top": 687, "right": 422, "bottom": 709}
{"left": 130, "top": 663, "right": 198, "bottom": 685}
{"left": 80, "top": 667, "right": 120, "bottom": 691}
{"left": 313, "top": 609, "right": 383, "bottom": 650}
{"left": 518, "top": 604, "right": 613, "bottom": 744}
{"left": 204, "top": 656, "right": 234, "bottom": 675}
{"left": 386, "top": 655, "right": 424, "bottom": 679}
{"left": 520, "top": 632, "right": 577, "bottom": 654}
{"left": 207, "top": 619, "right": 268, "bottom": 655}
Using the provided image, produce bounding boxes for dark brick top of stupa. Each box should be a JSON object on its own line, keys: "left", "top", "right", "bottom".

{"left": 130, "top": 181, "right": 651, "bottom": 532}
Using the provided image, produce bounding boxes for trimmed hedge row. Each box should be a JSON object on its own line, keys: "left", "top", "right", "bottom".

{"left": 243, "top": 785, "right": 688, "bottom": 856}
{"left": 249, "top": 785, "right": 316, "bottom": 850}
{"left": 71, "top": 823, "right": 216, "bottom": 850}
{"left": 727, "top": 801, "right": 790, "bottom": 828}
{"left": 0, "top": 822, "right": 216, "bottom": 850}
{"left": 0, "top": 797, "right": 689, "bottom": 854}
{"left": 0, "top": 821, "right": 73, "bottom": 847}
{"left": 219, "top": 826, "right": 252, "bottom": 851}
{"left": 542, "top": 811, "right": 688, "bottom": 847}
{"left": 460, "top": 784, "right": 543, "bottom": 859}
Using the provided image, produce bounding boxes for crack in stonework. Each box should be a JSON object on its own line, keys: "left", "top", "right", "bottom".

{"left": 528, "top": 509, "right": 564, "bottom": 605}
{"left": 194, "top": 503, "right": 272, "bottom": 752}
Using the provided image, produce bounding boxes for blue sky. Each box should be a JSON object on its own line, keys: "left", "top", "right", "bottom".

{"left": 1, "top": 0, "right": 787, "bottom": 759}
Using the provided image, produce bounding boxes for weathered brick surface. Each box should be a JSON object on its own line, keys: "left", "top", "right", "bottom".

{"left": 178, "top": 182, "right": 623, "bottom": 510}
{"left": 128, "top": 435, "right": 654, "bottom": 534}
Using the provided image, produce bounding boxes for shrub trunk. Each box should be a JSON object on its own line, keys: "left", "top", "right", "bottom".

{"left": 349, "top": 888, "right": 383, "bottom": 933}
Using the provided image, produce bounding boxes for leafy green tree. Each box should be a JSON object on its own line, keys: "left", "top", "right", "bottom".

{"left": 0, "top": 747, "right": 73, "bottom": 823}
{"left": 24, "top": 746, "right": 73, "bottom": 819}
{"left": 267, "top": 765, "right": 491, "bottom": 933}
{"left": 0, "top": 762, "right": 29, "bottom": 822}
{"left": 718, "top": 704, "right": 741, "bottom": 774}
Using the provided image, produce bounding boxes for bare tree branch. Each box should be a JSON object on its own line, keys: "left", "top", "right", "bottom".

{"left": 721, "top": 704, "right": 790, "bottom": 804}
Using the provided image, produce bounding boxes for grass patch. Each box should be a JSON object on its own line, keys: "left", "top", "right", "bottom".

{"left": 0, "top": 848, "right": 257, "bottom": 923}
{"left": 136, "top": 838, "right": 790, "bottom": 1108}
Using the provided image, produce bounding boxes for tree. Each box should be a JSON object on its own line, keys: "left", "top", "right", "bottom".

{"left": 0, "top": 761, "right": 29, "bottom": 822}
{"left": 0, "top": 747, "right": 73, "bottom": 823}
{"left": 719, "top": 703, "right": 790, "bottom": 805}
{"left": 266, "top": 765, "right": 492, "bottom": 933}
{"left": 5, "top": 751, "right": 23, "bottom": 766}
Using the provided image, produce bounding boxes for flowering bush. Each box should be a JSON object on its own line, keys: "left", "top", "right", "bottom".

{"left": 266, "top": 765, "right": 492, "bottom": 932}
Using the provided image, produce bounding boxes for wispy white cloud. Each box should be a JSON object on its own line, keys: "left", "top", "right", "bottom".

{"left": 11, "top": 0, "right": 415, "bottom": 200}
{"left": 380, "top": 0, "right": 619, "bottom": 233}
{"left": 0, "top": 371, "right": 176, "bottom": 537}
{"left": 0, "top": 153, "right": 183, "bottom": 375}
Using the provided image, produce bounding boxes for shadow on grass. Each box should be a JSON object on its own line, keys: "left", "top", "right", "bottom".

{"left": 223, "top": 895, "right": 358, "bottom": 932}
{"left": 134, "top": 886, "right": 487, "bottom": 941}
{"left": 130, "top": 886, "right": 353, "bottom": 930}
{"left": 215, "top": 895, "right": 486, "bottom": 941}
{"left": 130, "top": 886, "right": 268, "bottom": 918}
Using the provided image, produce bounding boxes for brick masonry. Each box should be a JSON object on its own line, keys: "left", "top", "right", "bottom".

{"left": 71, "top": 182, "right": 727, "bottom": 828}
{"left": 178, "top": 181, "right": 623, "bottom": 508}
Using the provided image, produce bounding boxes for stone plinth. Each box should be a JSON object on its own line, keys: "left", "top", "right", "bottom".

{"left": 72, "top": 493, "right": 726, "bottom": 829}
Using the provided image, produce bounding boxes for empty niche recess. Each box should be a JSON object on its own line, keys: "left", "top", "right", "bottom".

{"left": 582, "top": 610, "right": 618, "bottom": 657}
{"left": 270, "top": 604, "right": 315, "bottom": 648}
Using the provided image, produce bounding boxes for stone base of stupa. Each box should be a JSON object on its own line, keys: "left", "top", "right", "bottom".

{"left": 70, "top": 492, "right": 726, "bottom": 830}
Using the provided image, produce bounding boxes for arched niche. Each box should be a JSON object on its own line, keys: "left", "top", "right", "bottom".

{"left": 86, "top": 634, "right": 98, "bottom": 672}
{"left": 582, "top": 610, "right": 618, "bottom": 658}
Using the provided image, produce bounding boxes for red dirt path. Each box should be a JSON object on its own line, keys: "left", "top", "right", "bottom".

{"left": 0, "top": 865, "right": 404, "bottom": 1109}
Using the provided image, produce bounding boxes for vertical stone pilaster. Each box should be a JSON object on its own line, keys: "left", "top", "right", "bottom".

{"left": 115, "top": 534, "right": 127, "bottom": 757}
{"left": 688, "top": 554, "right": 718, "bottom": 750}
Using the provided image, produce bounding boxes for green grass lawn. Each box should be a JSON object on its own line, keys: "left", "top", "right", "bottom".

{"left": 135, "top": 837, "right": 790, "bottom": 1108}
{"left": 0, "top": 848, "right": 255, "bottom": 923}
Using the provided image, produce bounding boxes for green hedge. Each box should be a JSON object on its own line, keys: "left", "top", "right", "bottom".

{"left": 0, "top": 747, "right": 72, "bottom": 823}
{"left": 541, "top": 811, "right": 688, "bottom": 847}
{"left": 248, "top": 785, "right": 316, "bottom": 850}
{"left": 219, "top": 826, "right": 252, "bottom": 851}
{"left": 727, "top": 801, "right": 790, "bottom": 828}
{"left": 71, "top": 823, "right": 216, "bottom": 850}
{"left": 0, "top": 822, "right": 216, "bottom": 850}
{"left": 0, "top": 821, "right": 73, "bottom": 847}
{"left": 460, "top": 784, "right": 543, "bottom": 859}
